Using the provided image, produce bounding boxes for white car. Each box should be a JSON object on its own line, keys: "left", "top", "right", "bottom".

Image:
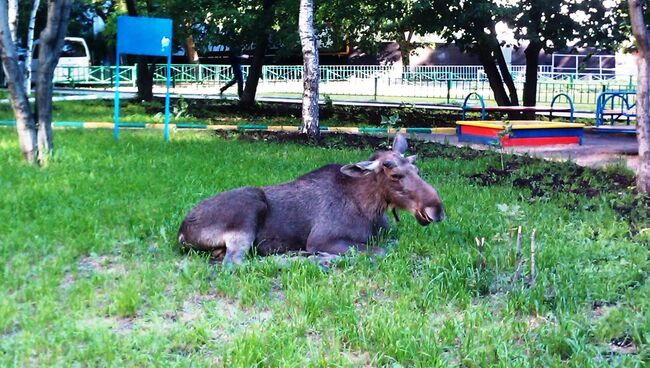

{"left": 32, "top": 37, "right": 91, "bottom": 83}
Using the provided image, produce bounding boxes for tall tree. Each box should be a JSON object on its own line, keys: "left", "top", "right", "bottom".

{"left": 0, "top": 0, "right": 37, "bottom": 162}
{"left": 437, "top": 0, "right": 519, "bottom": 106}
{"left": 8, "top": 0, "right": 18, "bottom": 42}
{"left": 24, "top": 0, "right": 41, "bottom": 94}
{"left": 125, "top": 0, "right": 155, "bottom": 101}
{"left": 512, "top": 0, "right": 622, "bottom": 109}
{"left": 0, "top": 0, "right": 72, "bottom": 164}
{"left": 170, "top": 0, "right": 288, "bottom": 107}
{"left": 299, "top": 0, "right": 319, "bottom": 138}
{"left": 35, "top": 0, "right": 72, "bottom": 164}
{"left": 628, "top": 0, "right": 650, "bottom": 193}
{"left": 428, "top": 0, "right": 622, "bottom": 111}
{"left": 240, "top": 0, "right": 279, "bottom": 107}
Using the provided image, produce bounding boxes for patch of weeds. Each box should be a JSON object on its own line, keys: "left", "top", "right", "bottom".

{"left": 468, "top": 153, "right": 648, "bottom": 234}
{"left": 110, "top": 275, "right": 143, "bottom": 318}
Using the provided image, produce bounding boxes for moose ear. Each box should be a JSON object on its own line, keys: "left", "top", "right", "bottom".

{"left": 406, "top": 155, "right": 417, "bottom": 164}
{"left": 340, "top": 160, "right": 380, "bottom": 177}
{"left": 392, "top": 133, "right": 408, "bottom": 155}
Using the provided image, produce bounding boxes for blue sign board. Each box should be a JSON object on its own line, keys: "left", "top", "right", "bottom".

{"left": 117, "top": 17, "right": 172, "bottom": 57}
{"left": 114, "top": 16, "right": 173, "bottom": 141}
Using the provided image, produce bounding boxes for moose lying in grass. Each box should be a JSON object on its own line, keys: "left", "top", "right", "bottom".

{"left": 178, "top": 134, "right": 444, "bottom": 265}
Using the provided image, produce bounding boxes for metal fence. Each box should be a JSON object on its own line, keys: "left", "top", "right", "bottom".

{"left": 52, "top": 65, "right": 137, "bottom": 86}
{"left": 52, "top": 64, "right": 636, "bottom": 106}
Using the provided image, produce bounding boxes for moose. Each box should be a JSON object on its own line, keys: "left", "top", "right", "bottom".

{"left": 178, "top": 134, "right": 445, "bottom": 265}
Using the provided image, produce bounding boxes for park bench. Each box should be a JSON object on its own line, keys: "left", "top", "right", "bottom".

{"left": 595, "top": 91, "right": 636, "bottom": 134}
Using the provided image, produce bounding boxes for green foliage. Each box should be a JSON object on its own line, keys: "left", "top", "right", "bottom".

{"left": 322, "top": 94, "right": 333, "bottom": 109}
{"left": 380, "top": 113, "right": 401, "bottom": 129}
{"left": 0, "top": 128, "right": 648, "bottom": 366}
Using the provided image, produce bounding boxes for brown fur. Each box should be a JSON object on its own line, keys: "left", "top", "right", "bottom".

{"left": 178, "top": 134, "right": 444, "bottom": 265}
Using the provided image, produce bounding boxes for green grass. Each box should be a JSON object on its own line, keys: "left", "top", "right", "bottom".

{"left": 0, "top": 128, "right": 648, "bottom": 367}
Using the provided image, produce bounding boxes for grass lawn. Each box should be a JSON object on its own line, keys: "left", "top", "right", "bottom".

{"left": 0, "top": 128, "right": 648, "bottom": 366}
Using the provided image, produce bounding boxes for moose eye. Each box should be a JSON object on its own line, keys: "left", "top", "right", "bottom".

{"left": 391, "top": 174, "right": 404, "bottom": 180}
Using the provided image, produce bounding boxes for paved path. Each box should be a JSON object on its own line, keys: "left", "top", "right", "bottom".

{"left": 422, "top": 131, "right": 639, "bottom": 170}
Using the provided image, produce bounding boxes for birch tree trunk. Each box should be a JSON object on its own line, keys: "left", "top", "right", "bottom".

{"left": 35, "top": 0, "right": 72, "bottom": 165}
{"left": 299, "top": 0, "right": 319, "bottom": 138}
{"left": 628, "top": 0, "right": 650, "bottom": 194}
{"left": 0, "top": 0, "right": 37, "bottom": 163}
{"left": 25, "top": 0, "right": 41, "bottom": 94}
{"left": 8, "top": 0, "right": 18, "bottom": 42}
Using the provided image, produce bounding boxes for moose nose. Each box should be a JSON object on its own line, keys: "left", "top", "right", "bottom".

{"left": 425, "top": 206, "right": 445, "bottom": 222}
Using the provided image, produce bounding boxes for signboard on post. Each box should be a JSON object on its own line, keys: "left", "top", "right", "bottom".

{"left": 115, "top": 16, "right": 173, "bottom": 141}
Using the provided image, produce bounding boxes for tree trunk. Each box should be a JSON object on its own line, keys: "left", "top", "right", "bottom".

{"left": 35, "top": 0, "right": 72, "bottom": 165}
{"left": 126, "top": 0, "right": 154, "bottom": 101}
{"left": 8, "top": 0, "right": 17, "bottom": 42}
{"left": 398, "top": 31, "right": 414, "bottom": 66}
{"left": 25, "top": 0, "right": 41, "bottom": 94}
{"left": 477, "top": 48, "right": 512, "bottom": 106}
{"left": 230, "top": 51, "right": 244, "bottom": 98}
{"left": 628, "top": 0, "right": 650, "bottom": 193}
{"left": 0, "top": 0, "right": 37, "bottom": 163}
{"left": 491, "top": 25, "right": 518, "bottom": 107}
{"left": 185, "top": 36, "right": 199, "bottom": 63}
{"left": 522, "top": 41, "right": 542, "bottom": 119}
{"left": 240, "top": 0, "right": 277, "bottom": 107}
{"left": 299, "top": 0, "right": 319, "bottom": 138}
{"left": 135, "top": 61, "right": 155, "bottom": 101}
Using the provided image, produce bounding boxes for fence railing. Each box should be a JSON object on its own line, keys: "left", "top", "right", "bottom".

{"left": 50, "top": 64, "right": 636, "bottom": 107}
{"left": 52, "top": 65, "right": 136, "bottom": 86}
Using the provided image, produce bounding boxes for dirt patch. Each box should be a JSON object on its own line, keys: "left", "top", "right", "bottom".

{"left": 78, "top": 254, "right": 126, "bottom": 276}
{"left": 467, "top": 155, "right": 649, "bottom": 232}
{"left": 165, "top": 293, "right": 273, "bottom": 327}
{"left": 76, "top": 316, "right": 135, "bottom": 335}
{"left": 342, "top": 351, "right": 374, "bottom": 367}
{"left": 609, "top": 334, "right": 639, "bottom": 355}
{"left": 60, "top": 254, "right": 127, "bottom": 290}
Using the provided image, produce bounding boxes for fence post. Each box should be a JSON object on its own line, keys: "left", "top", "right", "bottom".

{"left": 447, "top": 78, "right": 451, "bottom": 104}
{"left": 374, "top": 76, "right": 378, "bottom": 101}
{"left": 628, "top": 75, "right": 634, "bottom": 91}
{"left": 133, "top": 63, "right": 138, "bottom": 87}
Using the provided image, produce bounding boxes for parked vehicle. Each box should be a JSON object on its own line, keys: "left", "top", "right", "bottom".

{"left": 32, "top": 37, "right": 91, "bottom": 82}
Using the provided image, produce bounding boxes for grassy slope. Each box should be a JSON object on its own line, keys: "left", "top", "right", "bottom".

{"left": 0, "top": 128, "right": 648, "bottom": 367}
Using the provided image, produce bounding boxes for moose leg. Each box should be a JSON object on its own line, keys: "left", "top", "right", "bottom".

{"left": 307, "top": 235, "right": 385, "bottom": 256}
{"left": 222, "top": 231, "right": 256, "bottom": 265}
{"left": 306, "top": 239, "right": 355, "bottom": 255}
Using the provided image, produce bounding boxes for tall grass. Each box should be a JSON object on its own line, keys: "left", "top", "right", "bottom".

{"left": 0, "top": 128, "right": 647, "bottom": 367}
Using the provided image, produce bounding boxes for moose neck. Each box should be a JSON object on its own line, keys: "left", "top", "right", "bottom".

{"left": 346, "top": 174, "right": 389, "bottom": 220}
